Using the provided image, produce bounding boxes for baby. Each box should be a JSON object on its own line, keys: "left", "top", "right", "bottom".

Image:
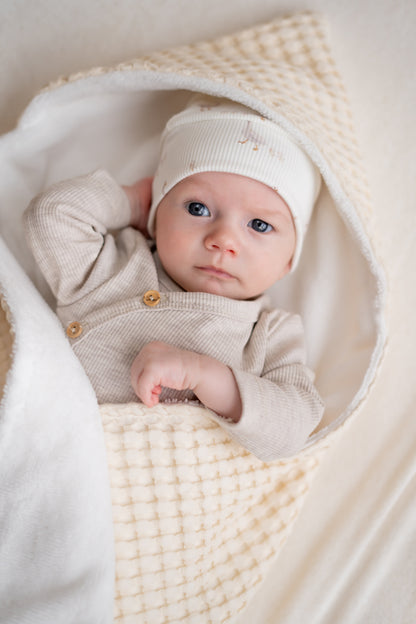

{"left": 24, "top": 96, "right": 324, "bottom": 461}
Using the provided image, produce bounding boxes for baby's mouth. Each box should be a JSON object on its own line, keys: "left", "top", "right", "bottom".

{"left": 196, "top": 265, "right": 235, "bottom": 280}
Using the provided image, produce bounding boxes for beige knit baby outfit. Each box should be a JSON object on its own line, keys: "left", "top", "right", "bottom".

{"left": 24, "top": 169, "right": 323, "bottom": 461}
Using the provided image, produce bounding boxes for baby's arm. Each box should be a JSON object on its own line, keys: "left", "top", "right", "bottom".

{"left": 24, "top": 170, "right": 152, "bottom": 305}
{"left": 130, "top": 341, "right": 242, "bottom": 423}
{"left": 214, "top": 312, "right": 324, "bottom": 461}
{"left": 24, "top": 170, "right": 131, "bottom": 302}
{"left": 132, "top": 312, "right": 324, "bottom": 462}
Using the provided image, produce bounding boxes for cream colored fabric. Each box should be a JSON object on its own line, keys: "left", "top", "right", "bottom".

{"left": 0, "top": 9, "right": 388, "bottom": 624}
{"left": 102, "top": 402, "right": 336, "bottom": 623}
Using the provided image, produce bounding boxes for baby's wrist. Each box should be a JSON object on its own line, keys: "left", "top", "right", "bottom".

{"left": 187, "top": 352, "right": 206, "bottom": 391}
{"left": 192, "top": 354, "right": 242, "bottom": 423}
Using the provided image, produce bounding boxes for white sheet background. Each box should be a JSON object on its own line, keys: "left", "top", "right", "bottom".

{"left": 1, "top": 1, "right": 415, "bottom": 623}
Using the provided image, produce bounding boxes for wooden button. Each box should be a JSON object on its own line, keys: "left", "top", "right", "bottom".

{"left": 66, "top": 321, "right": 83, "bottom": 338}
{"left": 143, "top": 290, "right": 161, "bottom": 307}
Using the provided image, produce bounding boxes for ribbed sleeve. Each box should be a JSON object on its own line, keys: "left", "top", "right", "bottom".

{"left": 24, "top": 170, "right": 131, "bottom": 304}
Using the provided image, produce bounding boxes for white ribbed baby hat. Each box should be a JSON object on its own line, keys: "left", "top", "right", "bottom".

{"left": 148, "top": 96, "right": 321, "bottom": 270}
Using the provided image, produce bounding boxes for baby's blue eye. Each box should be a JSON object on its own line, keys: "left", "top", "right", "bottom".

{"left": 248, "top": 219, "right": 273, "bottom": 233}
{"left": 187, "top": 202, "right": 210, "bottom": 217}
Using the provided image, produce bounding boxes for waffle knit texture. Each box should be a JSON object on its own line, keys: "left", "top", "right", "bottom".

{"left": 101, "top": 401, "right": 332, "bottom": 623}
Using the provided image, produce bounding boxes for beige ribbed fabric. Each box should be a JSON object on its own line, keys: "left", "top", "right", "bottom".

{"left": 24, "top": 169, "right": 323, "bottom": 461}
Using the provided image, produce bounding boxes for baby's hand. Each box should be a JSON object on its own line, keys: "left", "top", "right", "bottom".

{"left": 130, "top": 341, "right": 242, "bottom": 422}
{"left": 130, "top": 341, "right": 201, "bottom": 407}
{"left": 122, "top": 177, "right": 153, "bottom": 236}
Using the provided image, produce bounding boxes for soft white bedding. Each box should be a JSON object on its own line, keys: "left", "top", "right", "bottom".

{"left": 0, "top": 1, "right": 415, "bottom": 623}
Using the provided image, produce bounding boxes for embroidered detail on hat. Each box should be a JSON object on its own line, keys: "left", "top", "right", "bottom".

{"left": 238, "top": 121, "right": 269, "bottom": 152}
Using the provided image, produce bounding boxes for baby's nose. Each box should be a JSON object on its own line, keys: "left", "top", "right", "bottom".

{"left": 204, "top": 225, "right": 239, "bottom": 255}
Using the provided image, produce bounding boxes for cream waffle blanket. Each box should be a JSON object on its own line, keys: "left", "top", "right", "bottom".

{"left": 0, "top": 12, "right": 386, "bottom": 624}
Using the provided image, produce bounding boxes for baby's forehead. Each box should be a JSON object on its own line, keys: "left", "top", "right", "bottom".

{"left": 172, "top": 170, "right": 270, "bottom": 192}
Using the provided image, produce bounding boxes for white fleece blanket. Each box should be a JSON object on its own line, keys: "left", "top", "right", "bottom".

{"left": 0, "top": 11, "right": 389, "bottom": 624}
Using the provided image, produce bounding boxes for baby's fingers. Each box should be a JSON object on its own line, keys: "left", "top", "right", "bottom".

{"left": 149, "top": 383, "right": 162, "bottom": 406}
{"left": 131, "top": 364, "right": 161, "bottom": 407}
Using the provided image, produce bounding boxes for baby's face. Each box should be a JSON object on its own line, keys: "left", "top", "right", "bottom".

{"left": 154, "top": 172, "right": 296, "bottom": 300}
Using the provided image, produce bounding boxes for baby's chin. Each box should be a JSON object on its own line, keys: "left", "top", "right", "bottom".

{"left": 173, "top": 270, "right": 261, "bottom": 300}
